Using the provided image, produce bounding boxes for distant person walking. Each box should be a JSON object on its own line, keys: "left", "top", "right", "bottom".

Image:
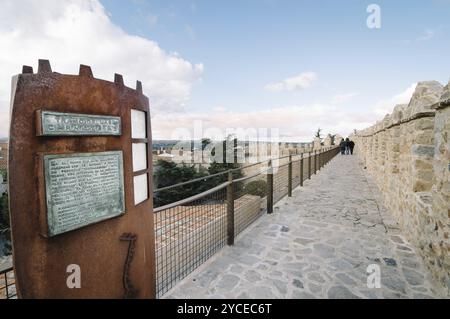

{"left": 345, "top": 138, "right": 350, "bottom": 155}
{"left": 339, "top": 139, "right": 345, "bottom": 155}
{"left": 349, "top": 139, "right": 355, "bottom": 155}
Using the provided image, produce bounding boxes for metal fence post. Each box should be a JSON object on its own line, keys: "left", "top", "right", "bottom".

{"left": 318, "top": 150, "right": 322, "bottom": 169}
{"left": 226, "top": 170, "right": 234, "bottom": 245}
{"left": 308, "top": 152, "right": 312, "bottom": 179}
{"left": 267, "top": 160, "right": 273, "bottom": 214}
{"left": 313, "top": 151, "right": 317, "bottom": 174}
{"left": 300, "top": 153, "right": 304, "bottom": 187}
{"left": 321, "top": 149, "right": 324, "bottom": 168}
{"left": 288, "top": 155, "right": 292, "bottom": 197}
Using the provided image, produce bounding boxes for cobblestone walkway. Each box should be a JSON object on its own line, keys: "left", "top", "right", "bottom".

{"left": 164, "top": 155, "right": 444, "bottom": 299}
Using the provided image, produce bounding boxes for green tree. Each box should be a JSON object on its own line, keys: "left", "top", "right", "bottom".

{"left": 243, "top": 180, "right": 267, "bottom": 197}
{"left": 153, "top": 160, "right": 209, "bottom": 207}
{"left": 0, "top": 192, "right": 9, "bottom": 230}
{"left": 315, "top": 128, "right": 322, "bottom": 139}
{"left": 201, "top": 138, "right": 212, "bottom": 150}
{"left": 330, "top": 134, "right": 336, "bottom": 145}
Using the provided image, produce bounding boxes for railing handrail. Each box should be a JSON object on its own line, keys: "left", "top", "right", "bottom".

{"left": 153, "top": 146, "right": 340, "bottom": 212}
{"left": 153, "top": 150, "right": 330, "bottom": 193}
{"left": 0, "top": 260, "right": 13, "bottom": 274}
{"left": 153, "top": 181, "right": 231, "bottom": 213}
{"left": 233, "top": 166, "right": 271, "bottom": 183}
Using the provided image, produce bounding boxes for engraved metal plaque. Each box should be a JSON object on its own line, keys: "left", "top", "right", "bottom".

{"left": 44, "top": 151, "right": 125, "bottom": 236}
{"left": 38, "top": 111, "right": 121, "bottom": 136}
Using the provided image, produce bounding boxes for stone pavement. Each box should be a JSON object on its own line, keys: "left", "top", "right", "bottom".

{"left": 164, "top": 155, "right": 445, "bottom": 299}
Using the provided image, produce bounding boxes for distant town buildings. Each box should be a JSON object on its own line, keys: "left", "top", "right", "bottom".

{"left": 0, "top": 141, "right": 7, "bottom": 171}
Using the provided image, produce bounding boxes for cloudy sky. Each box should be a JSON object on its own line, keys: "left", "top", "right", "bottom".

{"left": 1, "top": 0, "right": 449, "bottom": 141}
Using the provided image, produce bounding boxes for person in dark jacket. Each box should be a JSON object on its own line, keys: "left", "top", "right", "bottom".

{"left": 344, "top": 138, "right": 351, "bottom": 155}
{"left": 339, "top": 138, "right": 345, "bottom": 155}
{"left": 349, "top": 140, "right": 355, "bottom": 155}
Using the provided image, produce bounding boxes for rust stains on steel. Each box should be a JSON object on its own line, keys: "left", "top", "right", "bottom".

{"left": 8, "top": 59, "right": 155, "bottom": 298}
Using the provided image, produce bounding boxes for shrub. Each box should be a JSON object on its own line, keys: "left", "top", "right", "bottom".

{"left": 243, "top": 180, "right": 267, "bottom": 197}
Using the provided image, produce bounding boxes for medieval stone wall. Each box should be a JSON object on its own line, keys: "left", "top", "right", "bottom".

{"left": 352, "top": 81, "right": 450, "bottom": 295}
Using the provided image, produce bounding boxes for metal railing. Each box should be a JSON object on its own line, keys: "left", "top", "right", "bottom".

{"left": 154, "top": 146, "right": 340, "bottom": 297}
{"left": 0, "top": 260, "right": 16, "bottom": 299}
{"left": 0, "top": 146, "right": 339, "bottom": 299}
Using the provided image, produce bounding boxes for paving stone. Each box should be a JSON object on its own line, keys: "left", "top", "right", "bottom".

{"left": 383, "top": 257, "right": 397, "bottom": 267}
{"left": 244, "top": 270, "right": 262, "bottom": 283}
{"left": 292, "top": 279, "right": 304, "bottom": 289}
{"left": 312, "top": 243, "right": 335, "bottom": 258}
{"left": 294, "top": 238, "right": 315, "bottom": 246}
{"left": 327, "top": 286, "right": 361, "bottom": 299}
{"left": 291, "top": 290, "right": 316, "bottom": 299}
{"left": 336, "top": 273, "right": 357, "bottom": 286}
{"left": 307, "top": 272, "right": 326, "bottom": 284}
{"left": 402, "top": 268, "right": 425, "bottom": 286}
{"left": 216, "top": 275, "right": 240, "bottom": 291}
{"left": 163, "top": 156, "right": 443, "bottom": 299}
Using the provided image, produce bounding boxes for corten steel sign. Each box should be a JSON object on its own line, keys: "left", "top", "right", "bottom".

{"left": 8, "top": 59, "right": 155, "bottom": 298}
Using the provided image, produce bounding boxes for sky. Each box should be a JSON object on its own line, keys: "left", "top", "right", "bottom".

{"left": 0, "top": 0, "right": 449, "bottom": 142}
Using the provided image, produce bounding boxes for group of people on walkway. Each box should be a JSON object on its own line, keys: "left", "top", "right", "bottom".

{"left": 339, "top": 138, "right": 355, "bottom": 155}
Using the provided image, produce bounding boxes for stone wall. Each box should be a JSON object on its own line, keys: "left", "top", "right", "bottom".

{"left": 352, "top": 81, "right": 450, "bottom": 295}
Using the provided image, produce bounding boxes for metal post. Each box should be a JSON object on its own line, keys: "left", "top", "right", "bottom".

{"left": 317, "top": 150, "right": 322, "bottom": 171}
{"left": 267, "top": 160, "right": 273, "bottom": 214}
{"left": 5, "top": 272, "right": 9, "bottom": 299}
{"left": 321, "top": 149, "right": 324, "bottom": 168}
{"left": 226, "top": 171, "right": 234, "bottom": 245}
{"left": 318, "top": 150, "right": 322, "bottom": 169}
{"left": 313, "top": 151, "right": 317, "bottom": 174}
{"left": 288, "top": 155, "right": 292, "bottom": 197}
{"left": 308, "top": 152, "right": 312, "bottom": 179}
{"left": 300, "top": 153, "right": 304, "bottom": 187}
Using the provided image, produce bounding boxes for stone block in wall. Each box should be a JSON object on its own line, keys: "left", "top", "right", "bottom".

{"left": 405, "top": 81, "right": 443, "bottom": 119}
{"left": 382, "top": 114, "right": 392, "bottom": 129}
{"left": 392, "top": 104, "right": 407, "bottom": 125}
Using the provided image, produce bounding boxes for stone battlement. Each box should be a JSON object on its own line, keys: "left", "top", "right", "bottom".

{"left": 352, "top": 80, "right": 450, "bottom": 296}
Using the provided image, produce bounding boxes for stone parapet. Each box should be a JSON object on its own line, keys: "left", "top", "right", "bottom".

{"left": 353, "top": 81, "right": 449, "bottom": 296}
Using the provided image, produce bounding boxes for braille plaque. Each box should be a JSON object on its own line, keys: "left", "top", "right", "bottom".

{"left": 37, "top": 110, "right": 121, "bottom": 136}
{"left": 43, "top": 151, "right": 125, "bottom": 236}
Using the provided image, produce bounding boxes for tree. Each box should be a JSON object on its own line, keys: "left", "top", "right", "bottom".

{"left": 206, "top": 135, "right": 244, "bottom": 190}
{"left": 0, "top": 192, "right": 9, "bottom": 231}
{"left": 315, "top": 128, "right": 322, "bottom": 139}
{"left": 330, "top": 134, "right": 336, "bottom": 145}
{"left": 201, "top": 138, "right": 212, "bottom": 150}
{"left": 153, "top": 160, "right": 209, "bottom": 207}
{"left": 243, "top": 180, "right": 267, "bottom": 197}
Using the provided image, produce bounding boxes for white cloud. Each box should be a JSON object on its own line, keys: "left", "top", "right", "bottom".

{"left": 417, "top": 29, "right": 436, "bottom": 41}
{"left": 152, "top": 84, "right": 421, "bottom": 142}
{"left": 0, "top": 0, "right": 203, "bottom": 137}
{"left": 331, "top": 92, "right": 359, "bottom": 104}
{"left": 152, "top": 103, "right": 371, "bottom": 142}
{"left": 373, "top": 83, "right": 417, "bottom": 117}
{"left": 265, "top": 72, "right": 317, "bottom": 92}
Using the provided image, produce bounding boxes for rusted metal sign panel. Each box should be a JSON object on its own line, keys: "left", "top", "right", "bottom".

{"left": 43, "top": 151, "right": 125, "bottom": 237}
{"left": 8, "top": 60, "right": 155, "bottom": 298}
{"left": 37, "top": 111, "right": 122, "bottom": 136}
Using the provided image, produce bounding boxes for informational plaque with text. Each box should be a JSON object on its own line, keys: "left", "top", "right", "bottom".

{"left": 43, "top": 151, "right": 125, "bottom": 236}
{"left": 37, "top": 110, "right": 121, "bottom": 136}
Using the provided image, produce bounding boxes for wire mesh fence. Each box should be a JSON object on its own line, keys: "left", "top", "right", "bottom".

{"left": 233, "top": 170, "right": 268, "bottom": 236}
{"left": 0, "top": 147, "right": 340, "bottom": 300}
{"left": 153, "top": 147, "right": 340, "bottom": 298}
{"left": 273, "top": 164, "right": 289, "bottom": 204}
{"left": 154, "top": 183, "right": 228, "bottom": 298}
{"left": 0, "top": 262, "right": 16, "bottom": 299}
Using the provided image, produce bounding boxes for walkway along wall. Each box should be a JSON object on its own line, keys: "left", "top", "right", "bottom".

{"left": 352, "top": 80, "right": 450, "bottom": 295}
